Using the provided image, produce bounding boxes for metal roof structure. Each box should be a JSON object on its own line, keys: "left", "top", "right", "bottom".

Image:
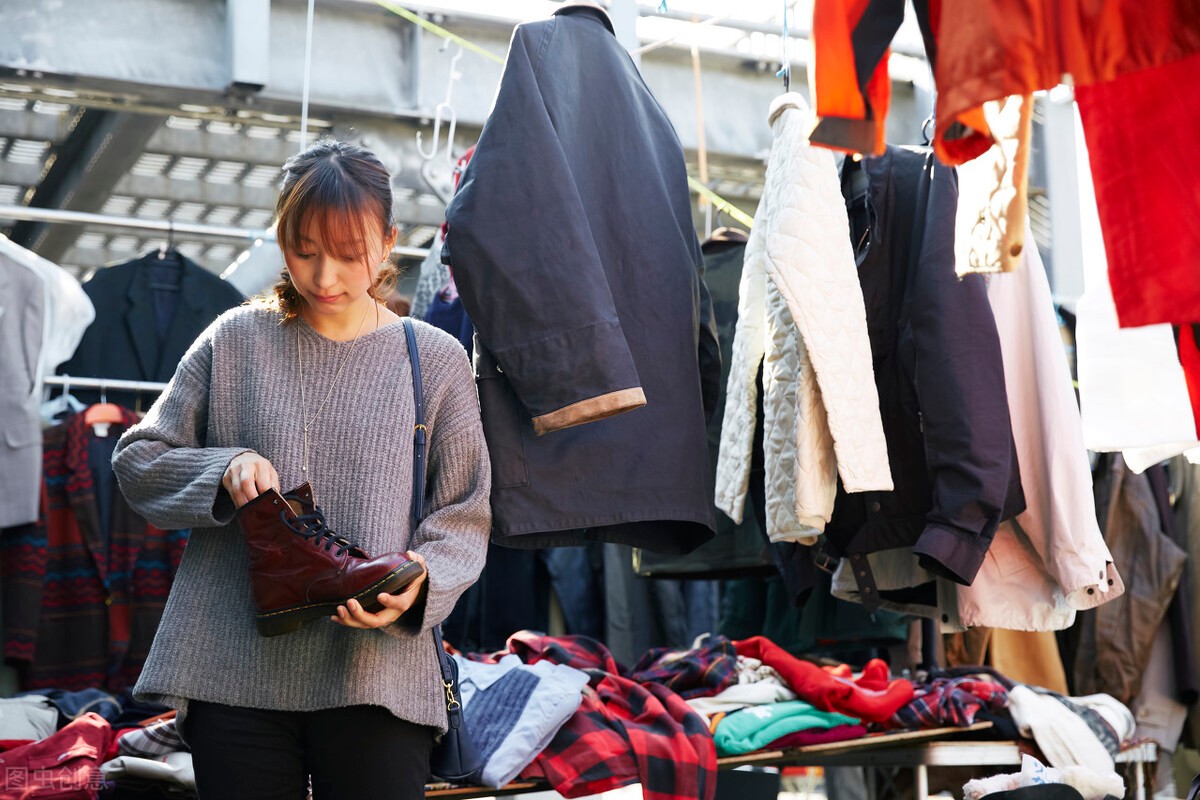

{"left": 0, "top": 0, "right": 935, "bottom": 291}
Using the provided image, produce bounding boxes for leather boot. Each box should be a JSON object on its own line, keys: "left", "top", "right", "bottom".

{"left": 236, "top": 483, "right": 425, "bottom": 637}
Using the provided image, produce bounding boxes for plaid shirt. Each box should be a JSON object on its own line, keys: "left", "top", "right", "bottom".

{"left": 492, "top": 632, "right": 716, "bottom": 800}
{"left": 889, "top": 677, "right": 1008, "bottom": 729}
{"left": 1, "top": 412, "right": 186, "bottom": 692}
{"left": 630, "top": 634, "right": 739, "bottom": 700}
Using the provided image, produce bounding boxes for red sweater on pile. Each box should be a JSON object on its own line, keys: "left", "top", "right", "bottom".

{"left": 734, "top": 637, "right": 914, "bottom": 724}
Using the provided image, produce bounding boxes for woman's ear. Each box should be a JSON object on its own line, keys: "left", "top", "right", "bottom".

{"left": 384, "top": 225, "right": 399, "bottom": 255}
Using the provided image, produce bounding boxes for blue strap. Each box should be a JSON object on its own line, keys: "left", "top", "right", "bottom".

{"left": 403, "top": 318, "right": 428, "bottom": 531}
{"left": 402, "top": 319, "right": 457, "bottom": 689}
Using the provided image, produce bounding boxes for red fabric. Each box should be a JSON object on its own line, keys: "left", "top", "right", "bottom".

{"left": 733, "top": 637, "right": 914, "bottom": 723}
{"left": 498, "top": 632, "right": 716, "bottom": 800}
{"left": 0, "top": 712, "right": 111, "bottom": 798}
{"left": 0, "top": 739, "right": 35, "bottom": 753}
{"left": 1077, "top": 53, "right": 1200, "bottom": 328}
{"left": 763, "top": 724, "right": 868, "bottom": 750}
{"left": 1179, "top": 325, "right": 1200, "bottom": 438}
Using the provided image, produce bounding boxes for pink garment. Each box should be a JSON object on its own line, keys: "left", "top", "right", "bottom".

{"left": 958, "top": 232, "right": 1124, "bottom": 631}
{"left": 763, "top": 724, "right": 868, "bottom": 750}
{"left": 0, "top": 712, "right": 112, "bottom": 798}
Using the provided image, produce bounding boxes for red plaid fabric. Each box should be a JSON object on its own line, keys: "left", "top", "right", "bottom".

{"left": 889, "top": 677, "right": 1009, "bottom": 729}
{"left": 629, "top": 634, "right": 739, "bottom": 700}
{"left": 497, "top": 632, "right": 716, "bottom": 800}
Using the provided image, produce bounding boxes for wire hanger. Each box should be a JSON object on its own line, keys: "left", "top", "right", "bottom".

{"left": 776, "top": 0, "right": 791, "bottom": 92}
{"left": 158, "top": 219, "right": 176, "bottom": 260}
{"left": 416, "top": 41, "right": 463, "bottom": 164}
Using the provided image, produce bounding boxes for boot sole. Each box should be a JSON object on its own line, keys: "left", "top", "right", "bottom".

{"left": 255, "top": 560, "right": 426, "bottom": 637}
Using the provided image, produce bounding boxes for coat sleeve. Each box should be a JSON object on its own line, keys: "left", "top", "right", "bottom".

{"left": 443, "top": 23, "right": 645, "bottom": 437}
{"left": 111, "top": 325, "right": 254, "bottom": 531}
{"left": 909, "top": 164, "right": 1019, "bottom": 586}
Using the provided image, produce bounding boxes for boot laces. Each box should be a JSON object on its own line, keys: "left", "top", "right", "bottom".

{"left": 280, "top": 507, "right": 358, "bottom": 557}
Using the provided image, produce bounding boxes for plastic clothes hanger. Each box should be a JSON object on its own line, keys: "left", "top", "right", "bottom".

{"left": 83, "top": 380, "right": 125, "bottom": 430}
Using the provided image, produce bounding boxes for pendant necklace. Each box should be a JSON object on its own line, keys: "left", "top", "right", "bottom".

{"left": 296, "top": 302, "right": 375, "bottom": 480}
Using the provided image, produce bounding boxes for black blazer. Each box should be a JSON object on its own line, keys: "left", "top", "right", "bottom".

{"left": 444, "top": 3, "right": 719, "bottom": 554}
{"left": 60, "top": 252, "right": 244, "bottom": 409}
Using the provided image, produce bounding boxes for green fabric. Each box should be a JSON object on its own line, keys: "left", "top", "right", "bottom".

{"left": 714, "top": 701, "right": 861, "bottom": 756}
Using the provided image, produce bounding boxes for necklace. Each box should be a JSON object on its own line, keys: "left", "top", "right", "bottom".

{"left": 296, "top": 302, "right": 375, "bottom": 477}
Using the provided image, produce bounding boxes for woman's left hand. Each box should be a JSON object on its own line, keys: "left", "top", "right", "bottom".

{"left": 331, "top": 551, "right": 427, "bottom": 629}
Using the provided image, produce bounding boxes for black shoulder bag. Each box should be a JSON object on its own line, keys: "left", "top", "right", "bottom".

{"left": 402, "top": 318, "right": 484, "bottom": 784}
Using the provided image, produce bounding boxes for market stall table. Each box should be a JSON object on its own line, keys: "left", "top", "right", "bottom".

{"left": 424, "top": 725, "right": 1158, "bottom": 800}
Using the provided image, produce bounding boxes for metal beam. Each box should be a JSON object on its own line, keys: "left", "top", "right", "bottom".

{"left": 228, "top": 0, "right": 271, "bottom": 92}
{"left": 10, "top": 110, "right": 160, "bottom": 257}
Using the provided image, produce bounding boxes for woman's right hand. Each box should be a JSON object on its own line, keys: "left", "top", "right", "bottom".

{"left": 222, "top": 452, "right": 281, "bottom": 509}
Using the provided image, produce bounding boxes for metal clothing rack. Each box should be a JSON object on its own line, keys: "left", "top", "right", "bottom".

{"left": 42, "top": 375, "right": 170, "bottom": 395}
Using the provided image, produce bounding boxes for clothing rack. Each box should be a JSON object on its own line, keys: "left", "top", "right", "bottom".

{"left": 0, "top": 205, "right": 431, "bottom": 259}
{"left": 42, "top": 375, "right": 170, "bottom": 395}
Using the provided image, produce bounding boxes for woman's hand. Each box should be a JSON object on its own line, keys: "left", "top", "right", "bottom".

{"left": 332, "top": 552, "right": 428, "bottom": 630}
{"left": 222, "top": 452, "right": 281, "bottom": 508}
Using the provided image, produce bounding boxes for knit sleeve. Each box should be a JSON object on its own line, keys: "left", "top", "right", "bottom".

{"left": 384, "top": 333, "right": 492, "bottom": 639}
{"left": 111, "top": 322, "right": 254, "bottom": 531}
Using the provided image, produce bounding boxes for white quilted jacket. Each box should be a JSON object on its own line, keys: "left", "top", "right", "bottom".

{"left": 716, "top": 93, "right": 892, "bottom": 543}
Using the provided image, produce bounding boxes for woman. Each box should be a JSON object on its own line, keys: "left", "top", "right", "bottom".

{"left": 112, "top": 140, "right": 491, "bottom": 799}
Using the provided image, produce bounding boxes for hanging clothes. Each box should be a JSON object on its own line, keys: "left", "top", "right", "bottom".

{"left": 634, "top": 230, "right": 774, "bottom": 579}
{"left": 59, "top": 251, "right": 244, "bottom": 409}
{"left": 1072, "top": 455, "right": 1187, "bottom": 706}
{"left": 810, "top": 0, "right": 1200, "bottom": 166}
{"left": 1076, "top": 52, "right": 1200, "bottom": 329}
{"left": 0, "top": 238, "right": 94, "bottom": 529}
{"left": 443, "top": 3, "right": 719, "bottom": 554}
{"left": 1074, "top": 112, "right": 1200, "bottom": 465}
{"left": 824, "top": 146, "right": 1022, "bottom": 601}
{"left": 717, "top": 93, "right": 892, "bottom": 547}
{"left": 955, "top": 229, "right": 1122, "bottom": 631}
{"left": 0, "top": 411, "right": 186, "bottom": 692}
{"left": 410, "top": 229, "right": 449, "bottom": 321}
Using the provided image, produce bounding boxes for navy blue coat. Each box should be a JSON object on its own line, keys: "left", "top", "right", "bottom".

{"left": 443, "top": 3, "right": 718, "bottom": 554}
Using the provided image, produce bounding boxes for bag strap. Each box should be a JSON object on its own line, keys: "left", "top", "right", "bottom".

{"left": 401, "top": 319, "right": 460, "bottom": 700}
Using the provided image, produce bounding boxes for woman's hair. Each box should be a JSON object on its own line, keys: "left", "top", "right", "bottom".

{"left": 263, "top": 139, "right": 398, "bottom": 321}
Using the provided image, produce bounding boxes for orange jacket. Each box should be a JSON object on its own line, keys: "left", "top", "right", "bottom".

{"left": 811, "top": 0, "right": 1200, "bottom": 165}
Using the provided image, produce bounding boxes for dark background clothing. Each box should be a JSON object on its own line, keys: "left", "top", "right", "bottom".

{"left": 443, "top": 4, "right": 719, "bottom": 556}
{"left": 825, "top": 147, "right": 1023, "bottom": 594}
{"left": 634, "top": 233, "right": 775, "bottom": 579}
{"left": 59, "top": 251, "right": 244, "bottom": 409}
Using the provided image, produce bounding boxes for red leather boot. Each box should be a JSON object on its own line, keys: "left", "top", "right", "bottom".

{"left": 236, "top": 483, "right": 425, "bottom": 637}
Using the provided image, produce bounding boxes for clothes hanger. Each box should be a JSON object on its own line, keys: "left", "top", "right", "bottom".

{"left": 417, "top": 42, "right": 464, "bottom": 206}
{"left": 41, "top": 373, "right": 86, "bottom": 425}
{"left": 83, "top": 380, "right": 125, "bottom": 430}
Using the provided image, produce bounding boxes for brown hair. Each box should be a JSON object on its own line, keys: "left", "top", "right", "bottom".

{"left": 263, "top": 139, "right": 398, "bottom": 321}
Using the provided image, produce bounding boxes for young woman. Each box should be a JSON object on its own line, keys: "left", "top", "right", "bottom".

{"left": 112, "top": 140, "right": 492, "bottom": 799}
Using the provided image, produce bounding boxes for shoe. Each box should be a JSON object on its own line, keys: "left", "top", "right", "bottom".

{"left": 235, "top": 483, "right": 425, "bottom": 637}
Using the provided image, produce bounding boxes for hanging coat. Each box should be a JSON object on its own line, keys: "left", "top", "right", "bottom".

{"left": 716, "top": 93, "right": 892, "bottom": 546}
{"left": 826, "top": 146, "right": 1023, "bottom": 594}
{"left": 443, "top": 3, "right": 719, "bottom": 554}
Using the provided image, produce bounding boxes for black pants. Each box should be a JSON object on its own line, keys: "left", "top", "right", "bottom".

{"left": 184, "top": 701, "right": 435, "bottom": 800}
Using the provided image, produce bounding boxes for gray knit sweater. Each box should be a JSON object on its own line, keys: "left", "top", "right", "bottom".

{"left": 111, "top": 305, "right": 491, "bottom": 731}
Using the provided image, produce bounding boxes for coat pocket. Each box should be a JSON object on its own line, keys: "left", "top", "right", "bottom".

{"left": 476, "top": 374, "right": 530, "bottom": 489}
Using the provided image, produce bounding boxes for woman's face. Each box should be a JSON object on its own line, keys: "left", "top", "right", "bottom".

{"left": 283, "top": 210, "right": 396, "bottom": 317}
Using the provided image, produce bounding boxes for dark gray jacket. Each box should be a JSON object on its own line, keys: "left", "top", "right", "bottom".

{"left": 443, "top": 3, "right": 718, "bottom": 554}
